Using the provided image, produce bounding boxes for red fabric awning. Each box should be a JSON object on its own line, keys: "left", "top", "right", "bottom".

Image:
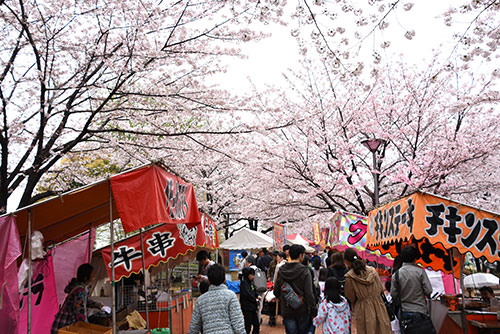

{"left": 110, "top": 164, "right": 201, "bottom": 233}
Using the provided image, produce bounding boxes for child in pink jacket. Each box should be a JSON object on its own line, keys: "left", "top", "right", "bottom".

{"left": 313, "top": 277, "right": 351, "bottom": 334}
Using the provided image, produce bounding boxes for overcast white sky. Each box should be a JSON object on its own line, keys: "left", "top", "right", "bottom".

{"left": 222, "top": 0, "right": 466, "bottom": 91}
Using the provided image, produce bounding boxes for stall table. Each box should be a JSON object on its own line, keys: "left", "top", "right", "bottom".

{"left": 440, "top": 311, "right": 500, "bottom": 334}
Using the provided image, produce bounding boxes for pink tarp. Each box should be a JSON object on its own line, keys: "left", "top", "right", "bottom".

{"left": 52, "top": 229, "right": 95, "bottom": 306}
{"left": 0, "top": 216, "right": 22, "bottom": 334}
{"left": 332, "top": 244, "right": 394, "bottom": 267}
{"left": 18, "top": 251, "right": 59, "bottom": 334}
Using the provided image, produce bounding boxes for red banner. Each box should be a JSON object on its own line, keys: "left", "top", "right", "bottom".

{"left": 102, "top": 217, "right": 217, "bottom": 281}
{"left": 111, "top": 165, "right": 201, "bottom": 234}
{"left": 201, "top": 213, "right": 219, "bottom": 249}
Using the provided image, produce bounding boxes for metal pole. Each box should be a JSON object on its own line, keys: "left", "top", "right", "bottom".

{"left": 450, "top": 250, "right": 458, "bottom": 295}
{"left": 88, "top": 224, "right": 93, "bottom": 263}
{"left": 109, "top": 183, "right": 117, "bottom": 334}
{"left": 27, "top": 209, "right": 32, "bottom": 334}
{"left": 460, "top": 254, "right": 467, "bottom": 334}
{"left": 139, "top": 229, "right": 150, "bottom": 329}
{"left": 373, "top": 151, "right": 379, "bottom": 207}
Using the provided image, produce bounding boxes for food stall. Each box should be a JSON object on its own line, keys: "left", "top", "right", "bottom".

{"left": 366, "top": 191, "right": 500, "bottom": 334}
{"left": 330, "top": 211, "right": 394, "bottom": 281}
{"left": 97, "top": 212, "right": 219, "bottom": 332}
{"left": 2, "top": 163, "right": 205, "bottom": 334}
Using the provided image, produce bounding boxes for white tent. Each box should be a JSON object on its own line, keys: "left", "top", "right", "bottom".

{"left": 219, "top": 228, "right": 274, "bottom": 250}
{"left": 285, "top": 234, "right": 316, "bottom": 253}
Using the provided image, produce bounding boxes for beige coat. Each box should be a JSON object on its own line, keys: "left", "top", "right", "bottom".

{"left": 344, "top": 265, "right": 392, "bottom": 334}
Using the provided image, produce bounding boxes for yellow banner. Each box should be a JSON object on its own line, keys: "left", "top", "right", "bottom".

{"left": 313, "top": 223, "right": 321, "bottom": 245}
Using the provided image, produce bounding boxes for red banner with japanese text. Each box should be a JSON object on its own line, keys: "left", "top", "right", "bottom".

{"left": 367, "top": 192, "right": 500, "bottom": 277}
{"left": 102, "top": 220, "right": 216, "bottom": 281}
{"left": 111, "top": 164, "right": 201, "bottom": 233}
{"left": 273, "top": 223, "right": 285, "bottom": 251}
{"left": 200, "top": 213, "right": 219, "bottom": 249}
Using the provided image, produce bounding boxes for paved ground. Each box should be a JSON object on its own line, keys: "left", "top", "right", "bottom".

{"left": 259, "top": 315, "right": 325, "bottom": 334}
{"left": 259, "top": 314, "right": 285, "bottom": 334}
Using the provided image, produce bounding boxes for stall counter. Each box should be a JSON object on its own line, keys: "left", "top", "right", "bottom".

{"left": 439, "top": 310, "right": 499, "bottom": 334}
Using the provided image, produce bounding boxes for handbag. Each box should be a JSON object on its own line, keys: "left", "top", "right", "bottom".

{"left": 381, "top": 293, "right": 396, "bottom": 321}
{"left": 281, "top": 281, "right": 304, "bottom": 310}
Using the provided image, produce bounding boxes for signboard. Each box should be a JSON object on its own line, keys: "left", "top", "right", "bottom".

{"left": 229, "top": 250, "right": 245, "bottom": 271}
{"left": 331, "top": 211, "right": 369, "bottom": 251}
{"left": 313, "top": 223, "right": 321, "bottom": 245}
{"left": 111, "top": 165, "right": 201, "bottom": 233}
{"left": 273, "top": 223, "right": 285, "bottom": 250}
{"left": 367, "top": 192, "right": 500, "bottom": 275}
{"left": 201, "top": 213, "right": 219, "bottom": 249}
{"left": 320, "top": 227, "right": 330, "bottom": 248}
{"left": 102, "top": 216, "right": 217, "bottom": 281}
{"left": 330, "top": 211, "right": 393, "bottom": 267}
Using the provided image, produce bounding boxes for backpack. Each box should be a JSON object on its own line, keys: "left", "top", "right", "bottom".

{"left": 281, "top": 281, "right": 304, "bottom": 310}
{"left": 253, "top": 268, "right": 267, "bottom": 293}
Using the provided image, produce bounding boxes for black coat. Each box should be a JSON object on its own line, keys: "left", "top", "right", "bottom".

{"left": 240, "top": 278, "right": 258, "bottom": 312}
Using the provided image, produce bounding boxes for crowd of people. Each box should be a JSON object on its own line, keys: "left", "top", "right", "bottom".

{"left": 188, "top": 244, "right": 441, "bottom": 334}
{"left": 48, "top": 245, "right": 498, "bottom": 334}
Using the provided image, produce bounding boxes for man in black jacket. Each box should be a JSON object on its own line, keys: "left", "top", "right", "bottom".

{"left": 274, "top": 244, "right": 315, "bottom": 334}
{"left": 240, "top": 267, "right": 260, "bottom": 334}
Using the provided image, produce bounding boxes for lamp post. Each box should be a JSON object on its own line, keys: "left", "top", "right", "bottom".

{"left": 362, "top": 138, "right": 386, "bottom": 207}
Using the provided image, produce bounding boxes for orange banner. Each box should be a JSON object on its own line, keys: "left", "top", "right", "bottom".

{"left": 367, "top": 192, "right": 500, "bottom": 275}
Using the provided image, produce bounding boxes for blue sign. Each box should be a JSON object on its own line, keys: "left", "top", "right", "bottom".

{"left": 229, "top": 250, "right": 245, "bottom": 271}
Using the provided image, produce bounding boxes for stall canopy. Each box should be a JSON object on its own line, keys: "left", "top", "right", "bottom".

{"left": 366, "top": 191, "right": 500, "bottom": 277}
{"left": 219, "top": 228, "right": 273, "bottom": 250}
{"left": 100, "top": 212, "right": 218, "bottom": 281}
{"left": 286, "top": 233, "right": 315, "bottom": 246}
{"left": 10, "top": 163, "right": 201, "bottom": 246}
{"left": 330, "top": 211, "right": 393, "bottom": 267}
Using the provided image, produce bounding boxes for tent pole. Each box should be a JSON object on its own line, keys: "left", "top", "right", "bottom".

{"left": 139, "top": 228, "right": 150, "bottom": 329}
{"left": 27, "top": 209, "right": 32, "bottom": 334}
{"left": 460, "top": 255, "right": 467, "bottom": 334}
{"left": 109, "top": 183, "right": 117, "bottom": 334}
{"left": 450, "top": 250, "right": 458, "bottom": 295}
{"left": 88, "top": 224, "right": 93, "bottom": 263}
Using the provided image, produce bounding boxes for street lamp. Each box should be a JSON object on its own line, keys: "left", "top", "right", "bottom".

{"left": 362, "top": 138, "right": 387, "bottom": 207}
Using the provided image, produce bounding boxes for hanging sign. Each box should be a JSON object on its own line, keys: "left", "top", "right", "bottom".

{"left": 367, "top": 192, "right": 500, "bottom": 275}
{"left": 111, "top": 165, "right": 201, "bottom": 233}
{"left": 313, "top": 223, "right": 321, "bottom": 245}
{"left": 102, "top": 220, "right": 217, "bottom": 281}
{"left": 201, "top": 213, "right": 219, "bottom": 249}
{"left": 330, "top": 211, "right": 393, "bottom": 267}
{"left": 273, "top": 223, "right": 285, "bottom": 251}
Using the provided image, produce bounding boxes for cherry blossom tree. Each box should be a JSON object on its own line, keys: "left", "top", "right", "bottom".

{"left": 219, "top": 58, "right": 500, "bottom": 235}
{"left": 0, "top": 0, "right": 285, "bottom": 212}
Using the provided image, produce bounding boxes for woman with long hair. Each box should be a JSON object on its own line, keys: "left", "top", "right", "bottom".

{"left": 327, "top": 252, "right": 349, "bottom": 295}
{"left": 313, "top": 277, "right": 351, "bottom": 334}
{"left": 344, "top": 248, "right": 391, "bottom": 334}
